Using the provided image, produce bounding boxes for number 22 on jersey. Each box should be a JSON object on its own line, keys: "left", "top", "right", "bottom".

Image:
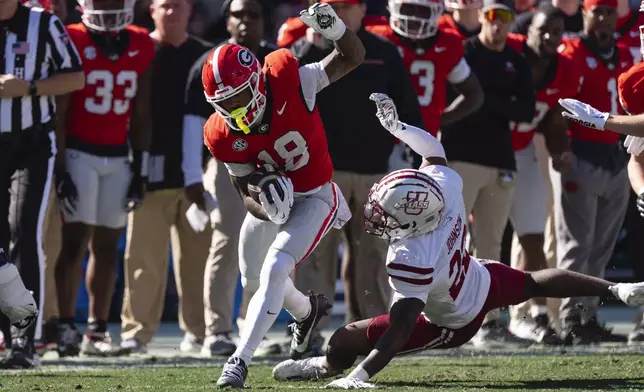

{"left": 258, "top": 130, "right": 311, "bottom": 172}
{"left": 85, "top": 70, "right": 138, "bottom": 115}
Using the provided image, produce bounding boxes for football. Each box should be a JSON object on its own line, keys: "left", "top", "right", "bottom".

{"left": 247, "top": 165, "right": 285, "bottom": 204}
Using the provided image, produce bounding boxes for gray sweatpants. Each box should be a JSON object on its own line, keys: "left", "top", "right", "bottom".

{"left": 549, "top": 155, "right": 628, "bottom": 323}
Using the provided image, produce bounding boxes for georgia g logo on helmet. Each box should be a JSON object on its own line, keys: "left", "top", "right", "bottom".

{"left": 238, "top": 49, "right": 254, "bottom": 68}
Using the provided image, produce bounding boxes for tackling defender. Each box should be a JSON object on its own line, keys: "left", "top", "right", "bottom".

{"left": 272, "top": 93, "right": 644, "bottom": 389}
{"left": 202, "top": 2, "right": 362, "bottom": 388}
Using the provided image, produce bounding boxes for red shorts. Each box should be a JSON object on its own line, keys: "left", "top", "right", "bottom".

{"left": 366, "top": 261, "right": 528, "bottom": 353}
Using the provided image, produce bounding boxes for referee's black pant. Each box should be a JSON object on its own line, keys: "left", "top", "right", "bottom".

{"left": 0, "top": 127, "right": 55, "bottom": 348}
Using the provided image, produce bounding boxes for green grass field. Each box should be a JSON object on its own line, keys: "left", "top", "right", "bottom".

{"left": 2, "top": 354, "right": 644, "bottom": 391}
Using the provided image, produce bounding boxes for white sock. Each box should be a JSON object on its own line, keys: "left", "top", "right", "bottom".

{"left": 234, "top": 249, "right": 296, "bottom": 365}
{"left": 283, "top": 278, "right": 311, "bottom": 322}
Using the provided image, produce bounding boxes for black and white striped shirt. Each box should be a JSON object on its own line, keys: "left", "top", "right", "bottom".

{"left": 0, "top": 4, "right": 82, "bottom": 133}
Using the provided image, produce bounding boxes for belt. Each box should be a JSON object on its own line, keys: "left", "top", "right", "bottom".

{"left": 0, "top": 121, "right": 54, "bottom": 147}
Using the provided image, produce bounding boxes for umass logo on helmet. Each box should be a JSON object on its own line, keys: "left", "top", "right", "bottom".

{"left": 396, "top": 191, "right": 430, "bottom": 215}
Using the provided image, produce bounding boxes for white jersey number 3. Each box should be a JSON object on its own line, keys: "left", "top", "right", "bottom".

{"left": 84, "top": 70, "right": 138, "bottom": 115}
{"left": 410, "top": 60, "right": 435, "bottom": 107}
{"left": 258, "top": 131, "right": 310, "bottom": 172}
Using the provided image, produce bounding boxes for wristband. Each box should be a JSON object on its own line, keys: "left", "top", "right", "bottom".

{"left": 28, "top": 80, "right": 38, "bottom": 96}
{"left": 132, "top": 150, "right": 149, "bottom": 177}
{"left": 347, "top": 366, "right": 370, "bottom": 381}
{"left": 638, "top": 186, "right": 644, "bottom": 197}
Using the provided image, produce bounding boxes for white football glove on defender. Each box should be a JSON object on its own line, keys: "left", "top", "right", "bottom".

{"left": 325, "top": 377, "right": 379, "bottom": 389}
{"left": 609, "top": 282, "right": 644, "bottom": 307}
{"left": 559, "top": 98, "right": 609, "bottom": 130}
{"left": 259, "top": 177, "right": 294, "bottom": 225}
{"left": 300, "top": 3, "right": 346, "bottom": 42}
{"left": 370, "top": 93, "right": 403, "bottom": 135}
{"left": 624, "top": 135, "right": 644, "bottom": 155}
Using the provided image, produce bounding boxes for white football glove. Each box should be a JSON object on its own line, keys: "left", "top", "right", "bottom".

{"left": 259, "top": 177, "right": 294, "bottom": 225}
{"left": 325, "top": 377, "right": 379, "bottom": 389}
{"left": 370, "top": 93, "right": 403, "bottom": 135}
{"left": 624, "top": 135, "right": 644, "bottom": 155}
{"left": 300, "top": 3, "right": 346, "bottom": 42}
{"left": 609, "top": 283, "right": 644, "bottom": 307}
{"left": 559, "top": 98, "right": 609, "bottom": 130}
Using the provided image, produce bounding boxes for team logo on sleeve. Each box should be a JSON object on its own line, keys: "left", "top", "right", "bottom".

{"left": 395, "top": 191, "right": 430, "bottom": 215}
{"left": 238, "top": 49, "right": 254, "bottom": 67}
{"left": 232, "top": 138, "right": 248, "bottom": 152}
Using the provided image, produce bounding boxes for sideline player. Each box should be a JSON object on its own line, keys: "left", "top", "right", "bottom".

{"left": 503, "top": 5, "right": 579, "bottom": 344}
{"left": 202, "top": 3, "right": 363, "bottom": 388}
{"left": 272, "top": 93, "right": 644, "bottom": 388}
{"left": 54, "top": 0, "right": 154, "bottom": 357}
{"left": 553, "top": 0, "right": 632, "bottom": 344}
{"left": 368, "top": 0, "right": 483, "bottom": 136}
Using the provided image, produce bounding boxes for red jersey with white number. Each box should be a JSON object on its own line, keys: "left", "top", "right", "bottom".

{"left": 204, "top": 49, "right": 333, "bottom": 193}
{"left": 616, "top": 10, "right": 644, "bottom": 64}
{"left": 559, "top": 37, "right": 632, "bottom": 144}
{"left": 387, "top": 164, "right": 490, "bottom": 329}
{"left": 367, "top": 25, "right": 468, "bottom": 136}
{"left": 65, "top": 24, "right": 155, "bottom": 147}
{"left": 505, "top": 34, "right": 582, "bottom": 151}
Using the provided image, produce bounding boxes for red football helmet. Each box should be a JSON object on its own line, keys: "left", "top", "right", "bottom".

{"left": 444, "top": 0, "right": 482, "bottom": 10}
{"left": 389, "top": 0, "right": 445, "bottom": 39}
{"left": 202, "top": 44, "right": 267, "bottom": 134}
{"left": 77, "top": 0, "right": 134, "bottom": 33}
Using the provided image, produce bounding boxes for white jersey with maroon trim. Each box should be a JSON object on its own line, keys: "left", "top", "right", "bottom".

{"left": 386, "top": 164, "right": 491, "bottom": 329}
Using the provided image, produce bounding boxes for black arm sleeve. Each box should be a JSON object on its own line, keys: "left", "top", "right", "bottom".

{"left": 387, "top": 44, "right": 425, "bottom": 130}
{"left": 483, "top": 54, "right": 536, "bottom": 123}
{"left": 185, "top": 49, "right": 215, "bottom": 119}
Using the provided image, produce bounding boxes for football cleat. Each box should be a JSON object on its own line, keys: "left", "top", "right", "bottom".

{"left": 217, "top": 356, "right": 248, "bottom": 388}
{"left": 289, "top": 292, "right": 331, "bottom": 359}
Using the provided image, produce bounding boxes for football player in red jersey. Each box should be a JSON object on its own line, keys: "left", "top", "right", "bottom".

{"left": 53, "top": 0, "right": 154, "bottom": 357}
{"left": 558, "top": 55, "right": 644, "bottom": 345}
{"left": 271, "top": 94, "right": 644, "bottom": 388}
{"left": 367, "top": 0, "right": 483, "bottom": 136}
{"left": 615, "top": 0, "right": 644, "bottom": 63}
{"left": 551, "top": 0, "right": 632, "bottom": 344}
{"left": 438, "top": 0, "right": 482, "bottom": 40}
{"left": 503, "top": 5, "right": 579, "bottom": 345}
{"left": 202, "top": 2, "right": 363, "bottom": 388}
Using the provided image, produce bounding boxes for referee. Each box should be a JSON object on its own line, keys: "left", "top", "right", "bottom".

{"left": 0, "top": 0, "right": 83, "bottom": 369}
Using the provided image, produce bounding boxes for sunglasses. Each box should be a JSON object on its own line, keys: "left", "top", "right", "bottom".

{"left": 484, "top": 8, "right": 514, "bottom": 23}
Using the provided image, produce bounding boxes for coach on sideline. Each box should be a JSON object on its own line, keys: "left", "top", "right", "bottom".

{"left": 0, "top": 0, "right": 83, "bottom": 369}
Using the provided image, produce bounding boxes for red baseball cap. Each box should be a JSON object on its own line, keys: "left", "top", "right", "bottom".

{"left": 583, "top": 0, "right": 617, "bottom": 10}
{"left": 619, "top": 63, "right": 644, "bottom": 115}
{"left": 320, "top": 0, "right": 362, "bottom": 4}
